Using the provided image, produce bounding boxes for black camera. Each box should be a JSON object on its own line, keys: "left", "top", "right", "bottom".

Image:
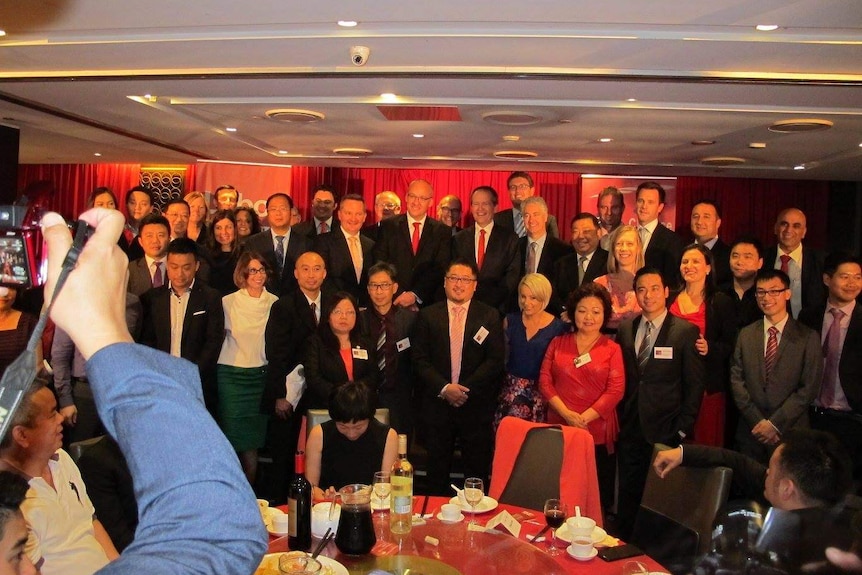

{"left": 0, "top": 204, "right": 45, "bottom": 289}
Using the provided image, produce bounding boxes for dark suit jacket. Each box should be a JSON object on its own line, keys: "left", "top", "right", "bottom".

{"left": 292, "top": 218, "right": 339, "bottom": 240}
{"left": 127, "top": 257, "right": 157, "bottom": 297}
{"left": 412, "top": 299, "right": 505, "bottom": 411}
{"left": 242, "top": 230, "right": 311, "bottom": 296}
{"left": 643, "top": 223, "right": 685, "bottom": 287}
{"left": 262, "top": 287, "right": 334, "bottom": 414}
{"left": 708, "top": 239, "right": 732, "bottom": 288}
{"left": 304, "top": 333, "right": 378, "bottom": 409}
{"left": 314, "top": 230, "right": 374, "bottom": 306}
{"left": 800, "top": 303, "right": 862, "bottom": 413}
{"left": 494, "top": 209, "right": 560, "bottom": 239}
{"left": 358, "top": 306, "right": 418, "bottom": 392}
{"left": 764, "top": 245, "right": 826, "bottom": 315}
{"left": 681, "top": 444, "right": 768, "bottom": 506}
{"left": 517, "top": 235, "right": 574, "bottom": 314}
{"left": 553, "top": 248, "right": 609, "bottom": 304}
{"left": 451, "top": 225, "right": 520, "bottom": 313}
{"left": 730, "top": 317, "right": 823, "bottom": 433}
{"left": 361, "top": 223, "right": 382, "bottom": 243}
{"left": 618, "top": 313, "right": 706, "bottom": 445}
{"left": 372, "top": 215, "right": 452, "bottom": 306}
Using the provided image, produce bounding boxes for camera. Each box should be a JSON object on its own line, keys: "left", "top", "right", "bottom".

{"left": 350, "top": 46, "right": 370, "bottom": 66}
{"left": 0, "top": 204, "right": 44, "bottom": 289}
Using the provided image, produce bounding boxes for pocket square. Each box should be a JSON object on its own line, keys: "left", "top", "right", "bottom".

{"left": 193, "top": 310, "right": 206, "bottom": 316}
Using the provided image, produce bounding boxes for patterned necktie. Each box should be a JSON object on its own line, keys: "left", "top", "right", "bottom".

{"left": 152, "top": 261, "right": 164, "bottom": 288}
{"left": 514, "top": 210, "right": 525, "bottom": 237}
{"left": 637, "top": 320, "right": 653, "bottom": 368}
{"left": 318, "top": 221, "right": 329, "bottom": 234}
{"left": 578, "top": 255, "right": 588, "bottom": 285}
{"left": 411, "top": 222, "right": 421, "bottom": 255}
{"left": 274, "top": 235, "right": 285, "bottom": 277}
{"left": 526, "top": 241, "right": 538, "bottom": 274}
{"left": 477, "top": 229, "right": 487, "bottom": 270}
{"left": 779, "top": 254, "right": 791, "bottom": 274}
{"left": 450, "top": 306, "right": 465, "bottom": 384}
{"left": 638, "top": 226, "right": 650, "bottom": 252}
{"left": 765, "top": 326, "right": 779, "bottom": 378}
{"left": 377, "top": 317, "right": 387, "bottom": 372}
{"left": 819, "top": 308, "right": 846, "bottom": 407}
{"left": 348, "top": 235, "right": 362, "bottom": 282}
{"left": 310, "top": 302, "right": 319, "bottom": 326}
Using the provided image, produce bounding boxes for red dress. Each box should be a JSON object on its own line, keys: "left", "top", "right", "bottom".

{"left": 669, "top": 299, "right": 725, "bottom": 446}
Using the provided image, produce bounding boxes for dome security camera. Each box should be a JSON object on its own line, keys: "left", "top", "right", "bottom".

{"left": 350, "top": 46, "right": 370, "bottom": 66}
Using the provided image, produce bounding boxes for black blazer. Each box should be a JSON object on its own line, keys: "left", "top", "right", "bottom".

{"left": 800, "top": 302, "right": 862, "bottom": 413}
{"left": 517, "top": 235, "right": 574, "bottom": 314}
{"left": 372, "top": 215, "right": 452, "bottom": 306}
{"left": 617, "top": 313, "right": 706, "bottom": 445}
{"left": 304, "top": 333, "right": 378, "bottom": 409}
{"left": 242, "top": 230, "right": 311, "bottom": 296}
{"left": 763, "top": 245, "right": 826, "bottom": 315}
{"left": 314, "top": 230, "right": 374, "bottom": 307}
{"left": 708, "top": 239, "right": 732, "bottom": 288}
{"left": 681, "top": 444, "right": 767, "bottom": 506}
{"left": 643, "top": 223, "right": 685, "bottom": 287}
{"left": 358, "top": 306, "right": 418, "bottom": 391}
{"left": 411, "top": 299, "right": 505, "bottom": 409}
{"left": 494, "top": 209, "right": 560, "bottom": 239}
{"left": 292, "top": 218, "right": 340, "bottom": 240}
{"left": 553, "top": 248, "right": 609, "bottom": 304}
{"left": 451, "top": 225, "right": 520, "bottom": 313}
{"left": 361, "top": 223, "right": 382, "bottom": 243}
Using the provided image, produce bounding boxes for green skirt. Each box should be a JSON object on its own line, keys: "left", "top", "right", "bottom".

{"left": 217, "top": 364, "right": 268, "bottom": 452}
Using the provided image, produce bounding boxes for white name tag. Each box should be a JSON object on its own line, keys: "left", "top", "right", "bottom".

{"left": 473, "top": 326, "right": 490, "bottom": 344}
{"left": 574, "top": 353, "right": 592, "bottom": 368}
{"left": 396, "top": 337, "right": 411, "bottom": 352}
{"left": 654, "top": 346, "right": 673, "bottom": 359}
{"left": 193, "top": 310, "right": 206, "bottom": 316}
{"left": 352, "top": 348, "right": 369, "bottom": 360}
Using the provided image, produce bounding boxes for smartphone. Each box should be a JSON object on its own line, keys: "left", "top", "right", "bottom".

{"left": 598, "top": 544, "right": 645, "bottom": 562}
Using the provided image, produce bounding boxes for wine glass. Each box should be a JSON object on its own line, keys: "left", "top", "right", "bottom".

{"left": 372, "top": 471, "right": 391, "bottom": 513}
{"left": 543, "top": 498, "right": 567, "bottom": 556}
{"left": 463, "top": 477, "right": 484, "bottom": 524}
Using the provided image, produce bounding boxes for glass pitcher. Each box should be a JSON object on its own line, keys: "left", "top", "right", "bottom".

{"left": 333, "top": 483, "right": 376, "bottom": 555}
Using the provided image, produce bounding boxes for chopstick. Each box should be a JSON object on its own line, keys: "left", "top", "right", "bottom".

{"left": 529, "top": 524, "right": 551, "bottom": 543}
{"left": 311, "top": 528, "right": 332, "bottom": 558}
{"left": 420, "top": 495, "right": 429, "bottom": 516}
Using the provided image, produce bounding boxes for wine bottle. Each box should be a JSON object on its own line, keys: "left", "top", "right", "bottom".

{"left": 390, "top": 434, "right": 414, "bottom": 534}
{"left": 288, "top": 451, "right": 312, "bottom": 551}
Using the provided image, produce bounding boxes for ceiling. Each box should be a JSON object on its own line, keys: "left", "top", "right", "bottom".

{"left": 1, "top": 0, "right": 861, "bottom": 180}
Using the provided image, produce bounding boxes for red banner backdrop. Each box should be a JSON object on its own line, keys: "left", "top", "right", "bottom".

{"left": 194, "top": 161, "right": 294, "bottom": 220}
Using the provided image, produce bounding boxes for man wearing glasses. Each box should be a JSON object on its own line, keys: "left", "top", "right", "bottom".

{"left": 493, "top": 171, "right": 560, "bottom": 239}
{"left": 373, "top": 179, "right": 452, "bottom": 309}
{"left": 293, "top": 184, "right": 339, "bottom": 239}
{"left": 412, "top": 260, "right": 504, "bottom": 494}
{"left": 362, "top": 191, "right": 401, "bottom": 242}
{"left": 730, "top": 269, "right": 822, "bottom": 464}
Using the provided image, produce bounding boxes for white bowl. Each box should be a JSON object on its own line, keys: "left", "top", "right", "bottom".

{"left": 565, "top": 516, "right": 596, "bottom": 537}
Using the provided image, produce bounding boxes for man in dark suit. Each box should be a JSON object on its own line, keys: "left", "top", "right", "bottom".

{"left": 635, "top": 181, "right": 685, "bottom": 287}
{"left": 412, "top": 259, "right": 505, "bottom": 494}
{"left": 139, "top": 238, "right": 225, "bottom": 415}
{"left": 436, "top": 194, "right": 463, "bottom": 236}
{"left": 243, "top": 193, "right": 310, "bottom": 296}
{"left": 361, "top": 191, "right": 401, "bottom": 243}
{"left": 730, "top": 269, "right": 822, "bottom": 465}
{"left": 262, "top": 251, "right": 332, "bottom": 502}
{"left": 127, "top": 214, "right": 170, "bottom": 297}
{"left": 315, "top": 194, "right": 374, "bottom": 307}
{"left": 615, "top": 267, "right": 706, "bottom": 538}
{"left": 452, "top": 186, "right": 519, "bottom": 314}
{"left": 494, "top": 171, "right": 559, "bottom": 238}
{"left": 373, "top": 179, "right": 452, "bottom": 309}
{"left": 517, "top": 196, "right": 573, "bottom": 314}
{"left": 800, "top": 252, "right": 862, "bottom": 486}
{"left": 292, "top": 184, "right": 339, "bottom": 239}
{"left": 720, "top": 237, "right": 764, "bottom": 330}
{"left": 359, "top": 262, "right": 418, "bottom": 435}
{"left": 691, "top": 200, "right": 731, "bottom": 287}
{"left": 764, "top": 208, "right": 825, "bottom": 318}
{"left": 553, "top": 213, "right": 609, "bottom": 306}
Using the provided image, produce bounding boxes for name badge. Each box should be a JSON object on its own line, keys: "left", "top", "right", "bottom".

{"left": 654, "top": 346, "right": 673, "bottom": 360}
{"left": 352, "top": 348, "right": 369, "bottom": 360}
{"left": 473, "top": 326, "right": 490, "bottom": 344}
{"left": 574, "top": 353, "right": 592, "bottom": 368}
{"left": 396, "top": 337, "right": 411, "bottom": 352}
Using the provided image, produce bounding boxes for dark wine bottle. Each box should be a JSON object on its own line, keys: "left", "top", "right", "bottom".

{"left": 287, "top": 451, "right": 312, "bottom": 551}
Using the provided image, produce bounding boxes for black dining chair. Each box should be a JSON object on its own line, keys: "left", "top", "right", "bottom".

{"left": 497, "top": 425, "right": 565, "bottom": 511}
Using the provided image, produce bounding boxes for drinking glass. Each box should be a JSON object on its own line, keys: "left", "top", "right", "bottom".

{"left": 463, "top": 477, "right": 484, "bottom": 524}
{"left": 622, "top": 560, "right": 649, "bottom": 575}
{"left": 543, "top": 498, "right": 567, "bottom": 556}
{"left": 372, "top": 471, "right": 391, "bottom": 512}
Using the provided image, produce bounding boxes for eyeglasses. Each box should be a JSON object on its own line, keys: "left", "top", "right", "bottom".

{"left": 406, "top": 193, "right": 433, "bottom": 202}
{"left": 755, "top": 288, "right": 787, "bottom": 298}
{"left": 247, "top": 267, "right": 267, "bottom": 275}
{"left": 445, "top": 276, "right": 477, "bottom": 284}
{"left": 331, "top": 309, "right": 356, "bottom": 317}
{"left": 368, "top": 282, "right": 393, "bottom": 291}
{"left": 378, "top": 203, "right": 398, "bottom": 210}
{"left": 267, "top": 207, "right": 290, "bottom": 213}
{"left": 508, "top": 183, "right": 531, "bottom": 192}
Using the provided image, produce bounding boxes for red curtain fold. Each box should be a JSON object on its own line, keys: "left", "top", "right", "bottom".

{"left": 674, "top": 176, "right": 830, "bottom": 250}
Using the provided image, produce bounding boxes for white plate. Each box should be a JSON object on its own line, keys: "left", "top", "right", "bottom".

{"left": 436, "top": 511, "right": 465, "bottom": 523}
{"left": 566, "top": 546, "right": 598, "bottom": 561}
{"left": 448, "top": 495, "right": 499, "bottom": 514}
{"left": 262, "top": 507, "right": 285, "bottom": 528}
{"left": 266, "top": 523, "right": 289, "bottom": 537}
{"left": 555, "top": 523, "right": 606, "bottom": 544}
{"left": 256, "top": 552, "right": 348, "bottom": 575}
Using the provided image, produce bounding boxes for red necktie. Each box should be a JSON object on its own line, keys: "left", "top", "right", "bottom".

{"left": 477, "top": 229, "right": 487, "bottom": 270}
{"left": 819, "top": 308, "right": 846, "bottom": 407}
{"left": 765, "top": 326, "right": 779, "bottom": 378}
{"left": 411, "top": 222, "right": 421, "bottom": 255}
{"left": 318, "top": 221, "right": 329, "bottom": 234}
{"left": 779, "top": 254, "right": 791, "bottom": 274}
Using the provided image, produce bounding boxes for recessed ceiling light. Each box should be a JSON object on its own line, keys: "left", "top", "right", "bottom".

{"left": 94, "top": 152, "right": 102, "bottom": 157}
{"left": 626, "top": 98, "right": 637, "bottom": 102}
{"left": 502, "top": 135, "right": 520, "bottom": 142}
{"left": 858, "top": 143, "right": 862, "bottom": 147}
{"left": 691, "top": 140, "right": 716, "bottom": 146}
{"left": 278, "top": 150, "right": 288, "bottom": 155}
{"left": 337, "top": 20, "right": 358, "bottom": 27}
{"left": 413, "top": 134, "right": 424, "bottom": 138}
{"left": 794, "top": 165, "right": 806, "bottom": 170}
{"left": 225, "top": 127, "right": 237, "bottom": 132}
{"left": 769, "top": 119, "right": 833, "bottom": 133}
{"left": 380, "top": 93, "right": 398, "bottom": 102}
{"left": 749, "top": 142, "right": 767, "bottom": 149}
{"left": 0, "top": 30, "right": 6, "bottom": 37}
{"left": 756, "top": 24, "right": 779, "bottom": 31}
{"left": 599, "top": 138, "right": 613, "bottom": 143}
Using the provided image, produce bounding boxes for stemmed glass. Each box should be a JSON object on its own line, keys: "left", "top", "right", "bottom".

{"left": 372, "top": 471, "right": 391, "bottom": 513}
{"left": 543, "top": 498, "right": 567, "bottom": 556}
{"left": 463, "top": 477, "right": 484, "bottom": 524}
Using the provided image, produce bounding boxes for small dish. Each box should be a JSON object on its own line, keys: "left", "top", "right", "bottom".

{"left": 566, "top": 545, "right": 598, "bottom": 561}
{"left": 436, "top": 511, "right": 465, "bottom": 523}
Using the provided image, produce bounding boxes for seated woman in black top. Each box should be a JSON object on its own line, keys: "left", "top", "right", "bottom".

{"left": 305, "top": 382, "right": 398, "bottom": 500}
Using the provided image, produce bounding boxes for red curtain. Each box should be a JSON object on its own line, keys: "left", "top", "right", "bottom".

{"left": 674, "top": 176, "right": 830, "bottom": 250}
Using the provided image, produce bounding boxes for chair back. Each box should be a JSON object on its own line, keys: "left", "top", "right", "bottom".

{"left": 305, "top": 408, "right": 390, "bottom": 436}
{"left": 69, "top": 435, "right": 105, "bottom": 462}
{"left": 498, "top": 426, "right": 564, "bottom": 510}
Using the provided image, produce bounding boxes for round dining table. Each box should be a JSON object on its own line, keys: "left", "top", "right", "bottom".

{"left": 266, "top": 496, "right": 668, "bottom": 574}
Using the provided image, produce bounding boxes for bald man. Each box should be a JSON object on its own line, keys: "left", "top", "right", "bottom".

{"left": 436, "top": 195, "right": 463, "bottom": 235}
{"left": 362, "top": 191, "right": 401, "bottom": 242}
{"left": 763, "top": 208, "right": 825, "bottom": 317}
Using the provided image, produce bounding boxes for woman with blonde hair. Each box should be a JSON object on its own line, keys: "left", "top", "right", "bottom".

{"left": 494, "top": 273, "right": 568, "bottom": 426}
{"left": 594, "top": 224, "right": 644, "bottom": 333}
{"left": 183, "top": 191, "right": 209, "bottom": 244}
